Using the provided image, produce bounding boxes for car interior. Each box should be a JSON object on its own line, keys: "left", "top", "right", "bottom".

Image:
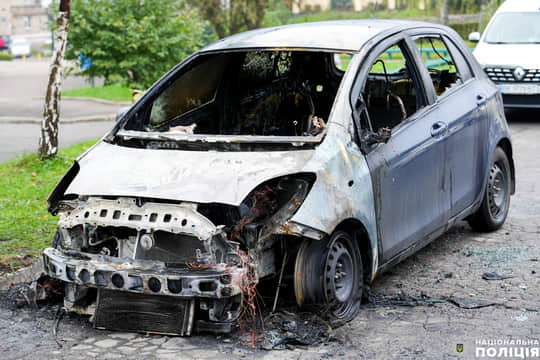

{"left": 362, "top": 44, "right": 421, "bottom": 132}
{"left": 124, "top": 50, "right": 348, "bottom": 137}
{"left": 361, "top": 37, "right": 462, "bottom": 133}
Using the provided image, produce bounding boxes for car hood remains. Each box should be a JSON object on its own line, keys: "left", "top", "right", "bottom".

{"left": 65, "top": 141, "right": 316, "bottom": 206}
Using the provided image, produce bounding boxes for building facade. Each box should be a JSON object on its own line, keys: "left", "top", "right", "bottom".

{"left": 0, "top": 0, "right": 50, "bottom": 50}
{"left": 293, "top": 0, "right": 427, "bottom": 13}
{"left": 0, "top": 0, "right": 11, "bottom": 37}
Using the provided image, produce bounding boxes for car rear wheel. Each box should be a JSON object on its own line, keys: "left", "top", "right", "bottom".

{"left": 294, "top": 231, "right": 363, "bottom": 323}
{"left": 468, "top": 147, "right": 511, "bottom": 232}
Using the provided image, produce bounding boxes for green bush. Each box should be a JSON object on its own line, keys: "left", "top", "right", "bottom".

{"left": 66, "top": 0, "right": 214, "bottom": 89}
{"left": 450, "top": 21, "right": 478, "bottom": 40}
{"left": 0, "top": 52, "right": 13, "bottom": 61}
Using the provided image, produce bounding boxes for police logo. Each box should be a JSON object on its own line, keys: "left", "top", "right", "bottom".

{"left": 456, "top": 344, "right": 464, "bottom": 353}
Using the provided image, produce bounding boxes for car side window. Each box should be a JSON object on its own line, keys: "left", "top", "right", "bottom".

{"left": 361, "top": 43, "right": 424, "bottom": 132}
{"left": 413, "top": 36, "right": 469, "bottom": 98}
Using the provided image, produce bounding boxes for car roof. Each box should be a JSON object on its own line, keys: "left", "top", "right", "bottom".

{"left": 201, "top": 20, "right": 444, "bottom": 53}
{"left": 495, "top": 0, "right": 540, "bottom": 13}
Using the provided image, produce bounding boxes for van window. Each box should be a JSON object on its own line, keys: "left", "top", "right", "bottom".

{"left": 484, "top": 13, "right": 540, "bottom": 44}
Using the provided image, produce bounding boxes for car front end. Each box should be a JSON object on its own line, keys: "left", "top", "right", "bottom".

{"left": 471, "top": 2, "right": 540, "bottom": 109}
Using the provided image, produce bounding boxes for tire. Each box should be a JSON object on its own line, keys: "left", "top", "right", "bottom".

{"left": 468, "top": 147, "right": 511, "bottom": 232}
{"left": 294, "top": 231, "right": 363, "bottom": 323}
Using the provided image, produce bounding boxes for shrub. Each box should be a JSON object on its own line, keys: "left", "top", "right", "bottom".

{"left": 0, "top": 52, "right": 13, "bottom": 61}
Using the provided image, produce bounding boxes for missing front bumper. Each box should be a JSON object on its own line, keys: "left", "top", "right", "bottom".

{"left": 95, "top": 289, "right": 196, "bottom": 336}
{"left": 43, "top": 248, "right": 249, "bottom": 335}
{"left": 43, "top": 248, "right": 246, "bottom": 299}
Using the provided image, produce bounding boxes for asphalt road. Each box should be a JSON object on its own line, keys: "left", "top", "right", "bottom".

{"left": 0, "top": 110, "right": 538, "bottom": 360}
{"left": 0, "top": 58, "right": 123, "bottom": 162}
{"left": 0, "top": 121, "right": 115, "bottom": 162}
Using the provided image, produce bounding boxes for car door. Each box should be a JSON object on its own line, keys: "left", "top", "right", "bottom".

{"left": 411, "top": 33, "right": 489, "bottom": 219}
{"left": 352, "top": 35, "right": 451, "bottom": 263}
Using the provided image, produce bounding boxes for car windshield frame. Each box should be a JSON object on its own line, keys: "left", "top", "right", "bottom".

{"left": 116, "top": 48, "right": 355, "bottom": 148}
{"left": 483, "top": 12, "right": 540, "bottom": 44}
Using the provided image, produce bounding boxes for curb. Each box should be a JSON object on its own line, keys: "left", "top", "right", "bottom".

{"left": 0, "top": 258, "right": 44, "bottom": 291}
{"left": 32, "top": 96, "right": 132, "bottom": 106}
{"left": 0, "top": 114, "right": 117, "bottom": 124}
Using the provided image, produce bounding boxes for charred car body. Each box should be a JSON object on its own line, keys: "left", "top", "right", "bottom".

{"left": 43, "top": 20, "right": 515, "bottom": 335}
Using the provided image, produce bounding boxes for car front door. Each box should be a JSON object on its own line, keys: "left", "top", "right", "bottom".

{"left": 353, "top": 36, "right": 451, "bottom": 263}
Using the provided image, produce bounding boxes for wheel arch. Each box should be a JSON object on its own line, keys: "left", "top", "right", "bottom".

{"left": 497, "top": 138, "right": 515, "bottom": 195}
{"left": 333, "top": 218, "right": 377, "bottom": 284}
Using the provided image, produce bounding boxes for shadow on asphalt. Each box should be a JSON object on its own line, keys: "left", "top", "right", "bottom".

{"left": 505, "top": 109, "right": 540, "bottom": 124}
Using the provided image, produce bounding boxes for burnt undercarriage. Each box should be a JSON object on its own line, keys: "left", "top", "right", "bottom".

{"left": 43, "top": 175, "right": 316, "bottom": 335}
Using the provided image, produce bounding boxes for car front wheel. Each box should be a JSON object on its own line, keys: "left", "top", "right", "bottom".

{"left": 294, "top": 231, "right": 363, "bottom": 323}
{"left": 468, "top": 147, "right": 511, "bottom": 232}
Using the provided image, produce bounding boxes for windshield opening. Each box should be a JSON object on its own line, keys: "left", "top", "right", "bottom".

{"left": 484, "top": 12, "right": 540, "bottom": 44}
{"left": 123, "top": 50, "right": 347, "bottom": 138}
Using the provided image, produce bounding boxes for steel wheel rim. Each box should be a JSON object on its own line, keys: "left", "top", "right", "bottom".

{"left": 325, "top": 238, "right": 354, "bottom": 304}
{"left": 488, "top": 162, "right": 508, "bottom": 220}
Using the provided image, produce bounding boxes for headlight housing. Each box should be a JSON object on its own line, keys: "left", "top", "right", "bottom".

{"left": 231, "top": 173, "right": 316, "bottom": 247}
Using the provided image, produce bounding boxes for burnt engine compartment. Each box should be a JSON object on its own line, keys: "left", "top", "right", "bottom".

{"left": 43, "top": 174, "right": 315, "bottom": 335}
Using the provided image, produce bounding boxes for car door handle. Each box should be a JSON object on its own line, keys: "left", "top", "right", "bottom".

{"left": 476, "top": 94, "right": 487, "bottom": 108}
{"left": 431, "top": 121, "right": 448, "bottom": 138}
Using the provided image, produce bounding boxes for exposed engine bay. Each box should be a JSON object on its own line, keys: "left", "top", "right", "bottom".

{"left": 43, "top": 174, "right": 315, "bottom": 335}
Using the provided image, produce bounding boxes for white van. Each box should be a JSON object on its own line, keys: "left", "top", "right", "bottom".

{"left": 469, "top": 0, "right": 540, "bottom": 109}
{"left": 9, "top": 37, "right": 31, "bottom": 58}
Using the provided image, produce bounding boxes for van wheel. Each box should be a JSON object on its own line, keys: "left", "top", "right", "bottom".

{"left": 468, "top": 147, "right": 511, "bottom": 232}
{"left": 294, "top": 231, "right": 363, "bottom": 323}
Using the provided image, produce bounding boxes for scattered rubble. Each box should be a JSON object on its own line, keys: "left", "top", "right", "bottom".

{"left": 447, "top": 297, "right": 495, "bottom": 309}
{"left": 481, "top": 272, "right": 515, "bottom": 280}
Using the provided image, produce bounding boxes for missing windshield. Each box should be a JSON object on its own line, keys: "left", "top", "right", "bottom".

{"left": 122, "top": 50, "right": 345, "bottom": 139}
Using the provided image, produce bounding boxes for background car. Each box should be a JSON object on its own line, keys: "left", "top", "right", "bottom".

{"left": 9, "top": 37, "right": 31, "bottom": 58}
{"left": 43, "top": 20, "right": 514, "bottom": 336}
{"left": 469, "top": 0, "right": 540, "bottom": 109}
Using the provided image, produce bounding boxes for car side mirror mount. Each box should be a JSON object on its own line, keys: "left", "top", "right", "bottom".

{"left": 116, "top": 106, "right": 130, "bottom": 122}
{"left": 468, "top": 32, "right": 481, "bottom": 43}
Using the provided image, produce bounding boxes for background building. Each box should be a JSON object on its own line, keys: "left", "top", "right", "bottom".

{"left": 0, "top": 0, "right": 50, "bottom": 51}
{"left": 293, "top": 0, "right": 428, "bottom": 13}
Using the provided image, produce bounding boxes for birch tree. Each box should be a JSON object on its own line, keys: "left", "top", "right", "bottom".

{"left": 38, "top": 0, "right": 70, "bottom": 158}
{"left": 440, "top": 0, "right": 448, "bottom": 25}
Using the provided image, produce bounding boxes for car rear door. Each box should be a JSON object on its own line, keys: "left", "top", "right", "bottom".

{"left": 410, "top": 32, "right": 489, "bottom": 220}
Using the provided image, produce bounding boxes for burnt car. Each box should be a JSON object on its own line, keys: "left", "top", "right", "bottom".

{"left": 43, "top": 20, "right": 514, "bottom": 335}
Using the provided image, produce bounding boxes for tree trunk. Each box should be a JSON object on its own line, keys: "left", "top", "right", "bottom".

{"left": 38, "top": 0, "right": 70, "bottom": 158}
{"left": 439, "top": 0, "right": 449, "bottom": 25}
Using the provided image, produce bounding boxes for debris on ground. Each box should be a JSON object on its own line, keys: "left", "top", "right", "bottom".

{"left": 5, "top": 275, "right": 63, "bottom": 308}
{"left": 447, "top": 297, "right": 495, "bottom": 309}
{"left": 260, "top": 311, "right": 339, "bottom": 350}
{"left": 482, "top": 272, "right": 515, "bottom": 280}
{"left": 367, "top": 292, "right": 445, "bottom": 307}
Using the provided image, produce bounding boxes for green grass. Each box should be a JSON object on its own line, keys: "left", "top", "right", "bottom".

{"left": 0, "top": 52, "right": 13, "bottom": 61}
{"left": 0, "top": 140, "right": 98, "bottom": 267}
{"left": 62, "top": 84, "right": 132, "bottom": 102}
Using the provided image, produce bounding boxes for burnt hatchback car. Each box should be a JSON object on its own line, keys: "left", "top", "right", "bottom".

{"left": 43, "top": 20, "right": 515, "bottom": 335}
